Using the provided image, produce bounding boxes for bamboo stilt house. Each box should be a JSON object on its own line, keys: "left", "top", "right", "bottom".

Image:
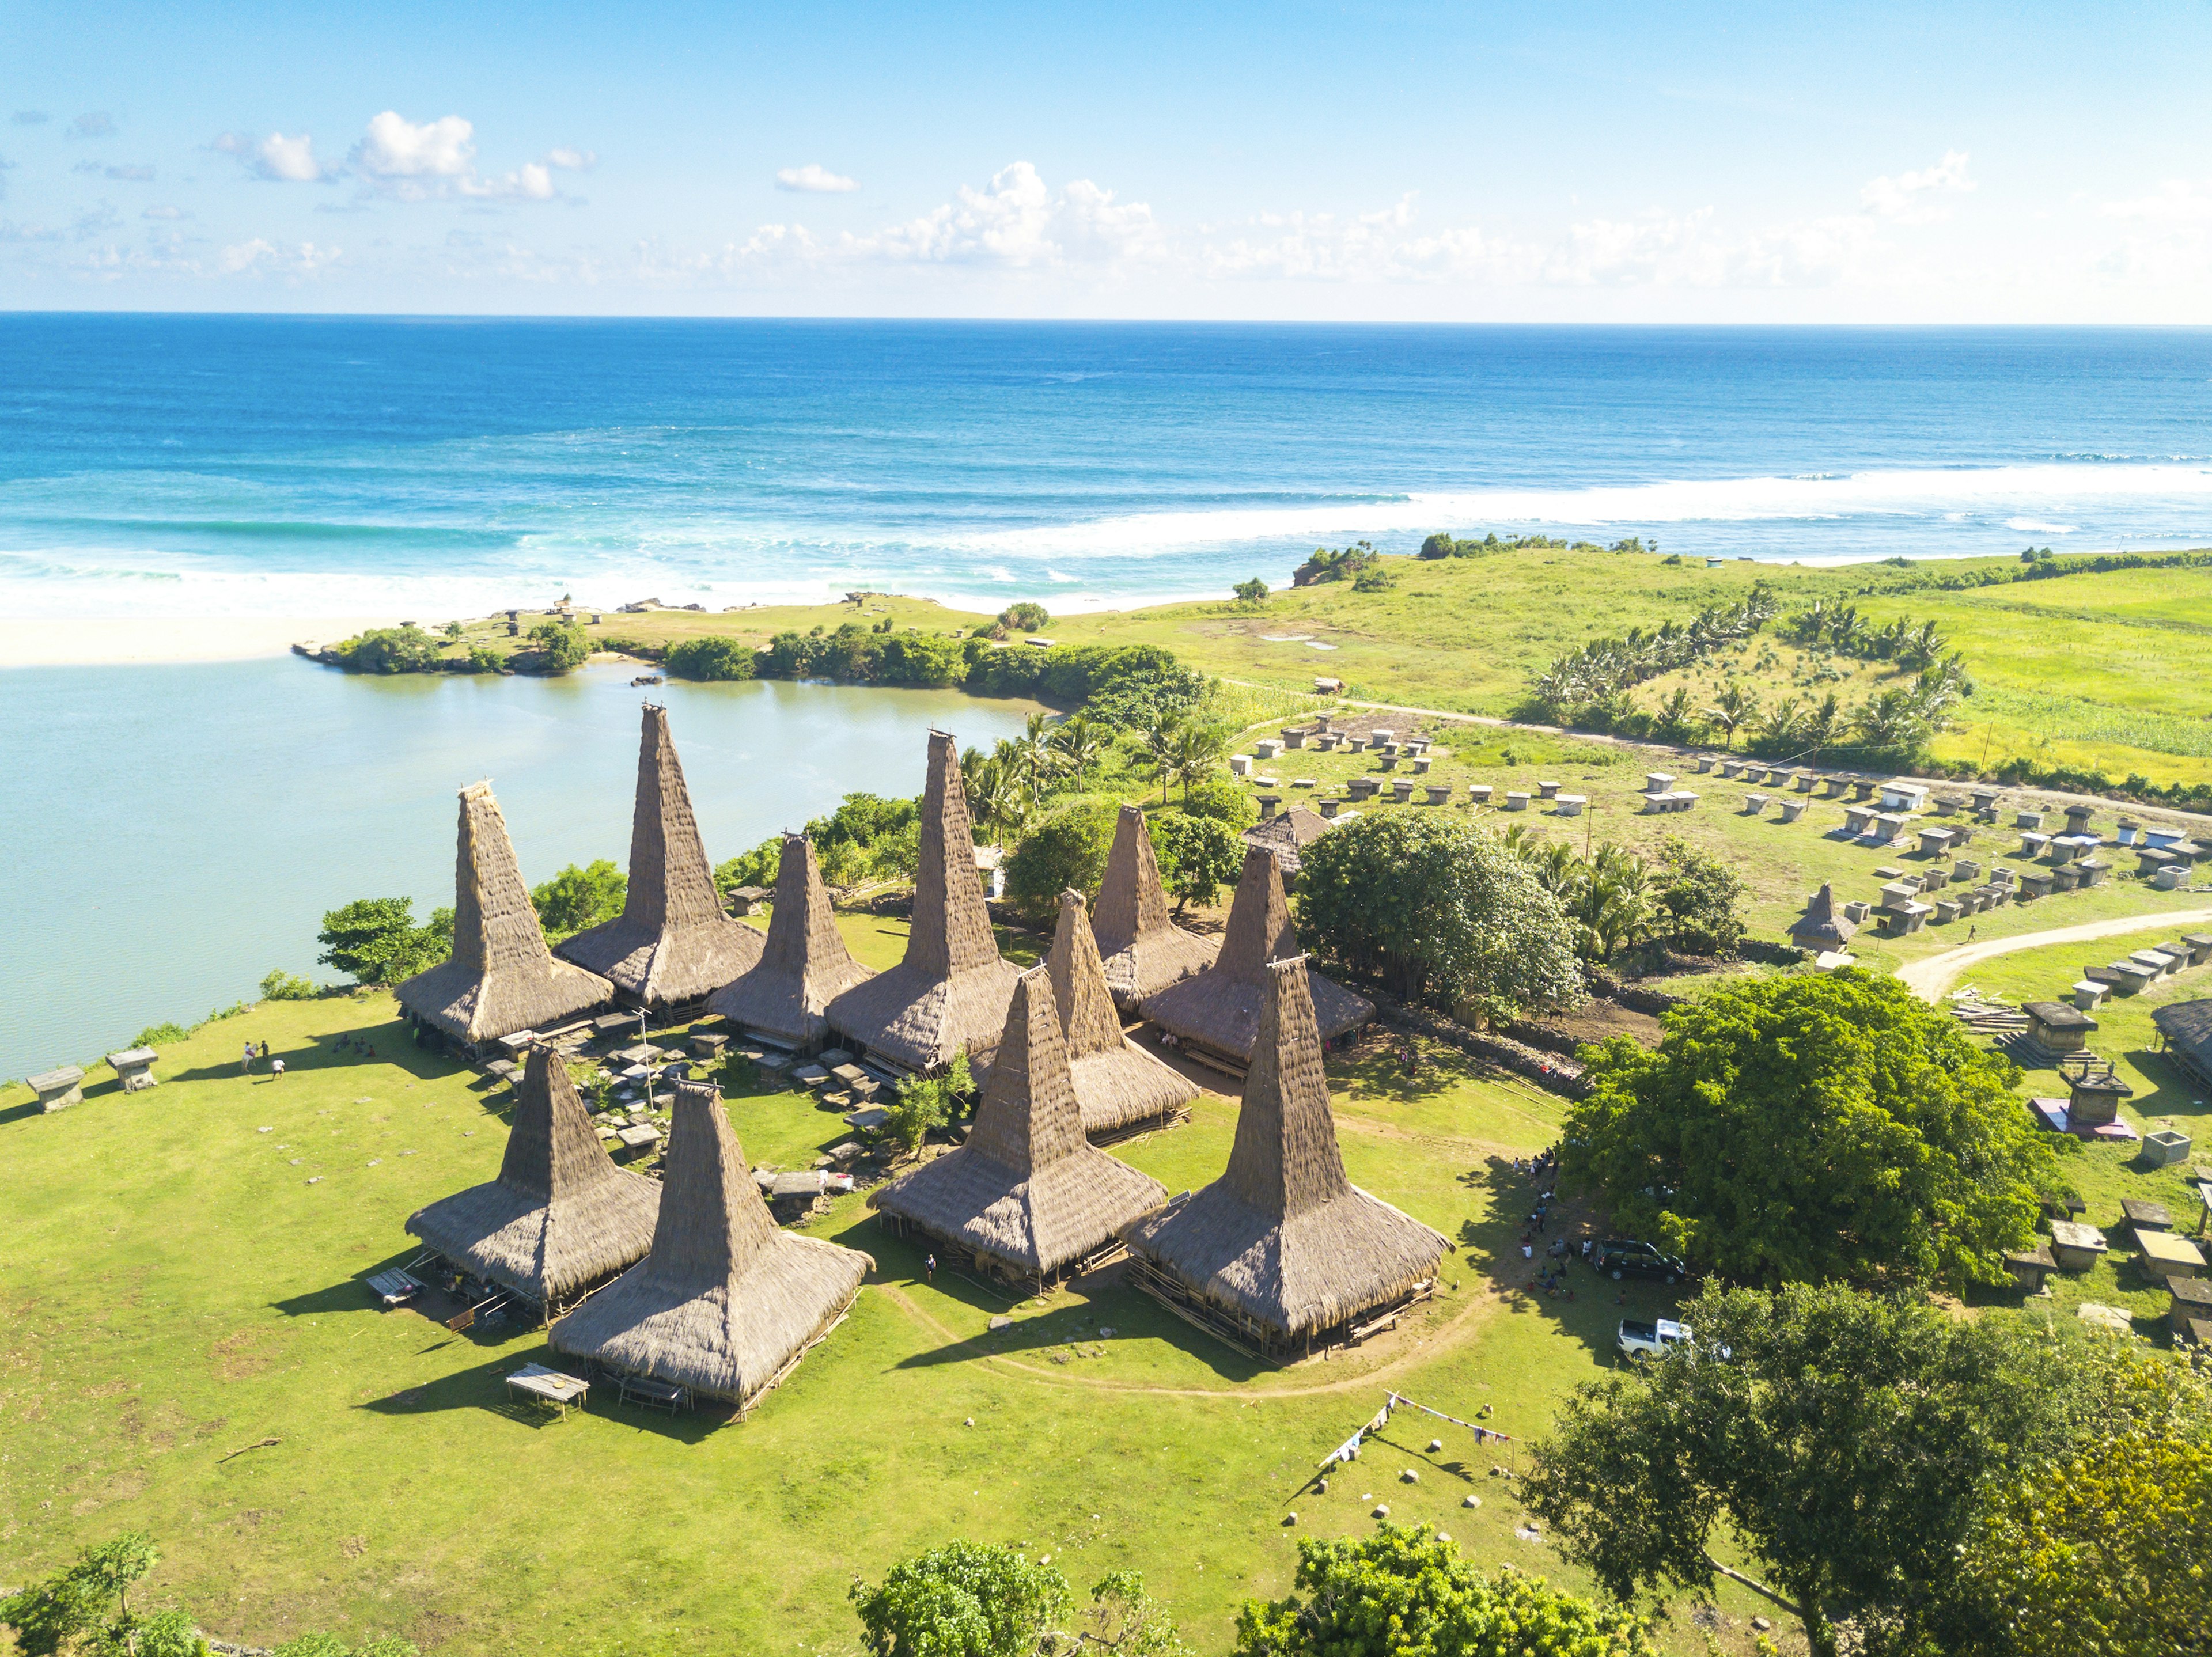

{"left": 1048, "top": 889, "right": 1199, "bottom": 1138}
{"left": 873, "top": 966, "right": 1167, "bottom": 1291}
{"left": 548, "top": 1080, "right": 873, "bottom": 1410}
{"left": 1138, "top": 846, "right": 1371, "bottom": 1066}
{"left": 556, "top": 705, "right": 764, "bottom": 1011}
{"left": 825, "top": 731, "right": 1021, "bottom": 1072}
{"left": 706, "top": 833, "right": 874, "bottom": 1051}
{"left": 405, "top": 1044, "right": 661, "bottom": 1315}
{"left": 1092, "top": 805, "right": 1218, "bottom": 1013}
{"left": 1119, "top": 957, "right": 1448, "bottom": 1358}
{"left": 399, "top": 781, "right": 612, "bottom": 1048}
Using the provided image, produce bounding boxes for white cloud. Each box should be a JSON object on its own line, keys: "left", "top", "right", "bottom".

{"left": 1860, "top": 149, "right": 1975, "bottom": 221}
{"left": 214, "top": 130, "right": 324, "bottom": 183}
{"left": 777, "top": 162, "right": 858, "bottom": 194}
{"left": 547, "top": 147, "right": 596, "bottom": 172}
{"left": 2101, "top": 179, "right": 2212, "bottom": 222}
{"left": 351, "top": 111, "right": 475, "bottom": 180}
{"left": 220, "top": 237, "right": 342, "bottom": 275}
{"left": 858, "top": 161, "right": 1160, "bottom": 266}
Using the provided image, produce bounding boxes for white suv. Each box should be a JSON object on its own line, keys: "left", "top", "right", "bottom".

{"left": 1616, "top": 1317, "right": 1692, "bottom": 1362}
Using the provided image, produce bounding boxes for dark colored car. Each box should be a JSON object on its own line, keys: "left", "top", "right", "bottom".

{"left": 1592, "top": 1238, "right": 1692, "bottom": 1284}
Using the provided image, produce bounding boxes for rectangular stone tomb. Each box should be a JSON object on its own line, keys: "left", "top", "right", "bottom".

{"left": 2139, "top": 1231, "right": 2206, "bottom": 1282}
{"left": 1744, "top": 792, "right": 1771, "bottom": 813}
{"left": 1692, "top": 755, "right": 1715, "bottom": 773}
{"left": 1375, "top": 752, "right": 1398, "bottom": 771}
{"left": 1935, "top": 898, "right": 1962, "bottom": 923}
{"left": 1952, "top": 858, "right": 1982, "bottom": 881}
{"left": 1791, "top": 772, "right": 1817, "bottom": 793}
{"left": 1391, "top": 780, "right": 1417, "bottom": 802}
{"left": 1282, "top": 728, "right": 1306, "bottom": 748}
{"left": 1555, "top": 794, "right": 1587, "bottom": 816}
{"left": 29, "top": 1066, "right": 85, "bottom": 1113}
{"left": 1918, "top": 827, "right": 1953, "bottom": 855}
{"left": 1872, "top": 813, "right": 1907, "bottom": 841}
{"left": 1537, "top": 779, "right": 1562, "bottom": 798}
{"left": 1844, "top": 806, "right": 1876, "bottom": 835}
{"left": 2072, "top": 980, "right": 2110, "bottom": 1011}
{"left": 106, "top": 1048, "right": 159, "bottom": 1092}
{"left": 1424, "top": 784, "right": 1453, "bottom": 804}
{"left": 2014, "top": 810, "right": 2044, "bottom": 829}
{"left": 1468, "top": 783, "right": 1494, "bottom": 803}
{"left": 1880, "top": 880, "right": 1922, "bottom": 912}
{"left": 2050, "top": 865, "right": 2082, "bottom": 892}
{"left": 2048, "top": 1222, "right": 2108, "bottom": 1272}
{"left": 1842, "top": 900, "right": 1873, "bottom": 923}
{"left": 2105, "top": 962, "right": 2158, "bottom": 994}
{"left": 1503, "top": 791, "right": 1529, "bottom": 811}
{"left": 2152, "top": 866, "right": 2188, "bottom": 890}
{"left": 1645, "top": 772, "right": 1676, "bottom": 793}
{"left": 2181, "top": 934, "right": 2212, "bottom": 965}
{"left": 1254, "top": 738, "right": 1281, "bottom": 759}
{"left": 2142, "top": 1128, "right": 2194, "bottom": 1168}
{"left": 1778, "top": 799, "right": 1806, "bottom": 822}
{"left": 2017, "top": 871, "right": 2055, "bottom": 898}
{"left": 1411, "top": 755, "right": 1433, "bottom": 774}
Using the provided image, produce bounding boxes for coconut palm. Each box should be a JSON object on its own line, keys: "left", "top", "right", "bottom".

{"left": 1704, "top": 682, "right": 1759, "bottom": 749}
{"left": 1802, "top": 691, "right": 1842, "bottom": 759}
{"left": 1170, "top": 720, "right": 1230, "bottom": 802}
{"left": 1050, "top": 714, "right": 1107, "bottom": 788}
{"left": 1758, "top": 696, "right": 1805, "bottom": 749}
{"left": 1141, "top": 717, "right": 1184, "bottom": 805}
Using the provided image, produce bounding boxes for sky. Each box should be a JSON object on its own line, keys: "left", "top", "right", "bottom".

{"left": 3, "top": 0, "right": 2211, "bottom": 321}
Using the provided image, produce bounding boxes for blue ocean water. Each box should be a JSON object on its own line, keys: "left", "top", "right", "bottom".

{"left": 4, "top": 317, "right": 2212, "bottom": 619}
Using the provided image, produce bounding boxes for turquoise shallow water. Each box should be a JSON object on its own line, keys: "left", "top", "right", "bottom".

{"left": 0, "top": 661, "right": 1034, "bottom": 1082}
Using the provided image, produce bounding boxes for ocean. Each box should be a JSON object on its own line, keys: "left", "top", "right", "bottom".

{"left": 4, "top": 317, "right": 2212, "bottom": 620}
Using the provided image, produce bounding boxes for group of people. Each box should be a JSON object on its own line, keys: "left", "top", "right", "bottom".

{"left": 240, "top": 1040, "right": 283, "bottom": 1080}
{"left": 1513, "top": 1144, "right": 1574, "bottom": 1298}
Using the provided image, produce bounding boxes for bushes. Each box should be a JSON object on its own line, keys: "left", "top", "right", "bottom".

{"left": 1232, "top": 577, "right": 1270, "bottom": 606}
{"left": 332, "top": 624, "right": 445, "bottom": 674}
{"left": 1150, "top": 811, "right": 1243, "bottom": 915}
{"left": 529, "top": 859, "right": 627, "bottom": 939}
{"left": 521, "top": 619, "right": 590, "bottom": 673}
{"left": 1652, "top": 835, "right": 1745, "bottom": 957}
{"left": 1176, "top": 771, "right": 1257, "bottom": 829}
{"left": 1002, "top": 798, "right": 1119, "bottom": 922}
{"left": 998, "top": 601, "right": 1050, "bottom": 632}
{"left": 258, "top": 968, "right": 323, "bottom": 1001}
{"left": 664, "top": 636, "right": 756, "bottom": 681}
{"left": 316, "top": 897, "right": 452, "bottom": 986}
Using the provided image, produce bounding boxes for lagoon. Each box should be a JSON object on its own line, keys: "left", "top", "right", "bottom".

{"left": 0, "top": 659, "right": 1036, "bottom": 1081}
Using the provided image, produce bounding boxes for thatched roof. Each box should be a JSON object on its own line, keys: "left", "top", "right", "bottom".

{"left": 2152, "top": 999, "right": 2212, "bottom": 1082}
{"left": 825, "top": 731, "right": 1021, "bottom": 1071}
{"left": 399, "top": 782, "right": 612, "bottom": 1045}
{"left": 548, "top": 1080, "right": 872, "bottom": 1406}
{"left": 405, "top": 1044, "right": 660, "bottom": 1307}
{"left": 875, "top": 968, "right": 1166, "bottom": 1277}
{"left": 557, "top": 706, "right": 764, "bottom": 1008}
{"left": 1787, "top": 882, "right": 1857, "bottom": 949}
{"left": 707, "top": 833, "right": 875, "bottom": 1046}
{"left": 1049, "top": 889, "right": 1199, "bottom": 1135}
{"left": 1120, "top": 957, "right": 1447, "bottom": 1339}
{"left": 1243, "top": 805, "right": 1334, "bottom": 877}
{"left": 1139, "top": 846, "right": 1372, "bottom": 1059}
{"left": 1092, "top": 806, "right": 1217, "bottom": 1011}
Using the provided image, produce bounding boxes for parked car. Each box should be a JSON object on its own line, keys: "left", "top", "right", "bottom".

{"left": 1616, "top": 1318, "right": 1692, "bottom": 1362}
{"left": 1592, "top": 1237, "right": 1692, "bottom": 1284}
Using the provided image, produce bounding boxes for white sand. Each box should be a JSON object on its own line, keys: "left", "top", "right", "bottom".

{"left": 0, "top": 616, "right": 403, "bottom": 669}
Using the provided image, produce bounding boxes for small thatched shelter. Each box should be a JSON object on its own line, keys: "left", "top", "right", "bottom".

{"left": 707, "top": 833, "right": 875, "bottom": 1051}
{"left": 557, "top": 705, "right": 764, "bottom": 1011}
{"left": 399, "top": 781, "right": 612, "bottom": 1048}
{"left": 1120, "top": 957, "right": 1448, "bottom": 1358}
{"left": 1139, "top": 846, "right": 1371, "bottom": 1067}
{"left": 1243, "top": 803, "right": 1334, "bottom": 882}
{"left": 1787, "top": 882, "right": 1857, "bottom": 951}
{"left": 1048, "top": 889, "right": 1199, "bottom": 1138}
{"left": 548, "top": 1080, "right": 872, "bottom": 1410}
{"left": 405, "top": 1044, "right": 661, "bottom": 1315}
{"left": 825, "top": 731, "right": 1021, "bottom": 1071}
{"left": 874, "top": 967, "right": 1167, "bottom": 1291}
{"left": 1092, "top": 805, "right": 1217, "bottom": 1013}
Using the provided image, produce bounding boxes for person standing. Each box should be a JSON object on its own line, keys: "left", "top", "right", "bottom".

{"left": 925, "top": 1253, "right": 937, "bottom": 1283}
{"left": 271, "top": 1057, "right": 285, "bottom": 1081}
{"left": 242, "top": 1042, "right": 256, "bottom": 1075}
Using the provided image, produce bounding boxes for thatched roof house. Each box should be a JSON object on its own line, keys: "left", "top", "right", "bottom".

{"left": 1787, "top": 882, "right": 1857, "bottom": 951}
{"left": 1120, "top": 957, "right": 1448, "bottom": 1356}
{"left": 399, "top": 782, "right": 612, "bottom": 1048}
{"left": 1139, "top": 846, "right": 1372, "bottom": 1064}
{"left": 874, "top": 967, "right": 1167, "bottom": 1290}
{"left": 2152, "top": 999, "right": 2212, "bottom": 1087}
{"left": 707, "top": 833, "right": 874, "bottom": 1050}
{"left": 1243, "top": 803, "right": 1333, "bottom": 881}
{"left": 405, "top": 1044, "right": 660, "bottom": 1314}
{"left": 548, "top": 1080, "right": 872, "bottom": 1410}
{"left": 556, "top": 706, "right": 764, "bottom": 1010}
{"left": 825, "top": 731, "right": 1021, "bottom": 1072}
{"left": 1092, "top": 805, "right": 1217, "bottom": 1013}
{"left": 1048, "top": 890, "right": 1199, "bottom": 1137}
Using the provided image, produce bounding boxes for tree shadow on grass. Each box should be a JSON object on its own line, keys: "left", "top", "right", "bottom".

{"left": 1335, "top": 1037, "right": 1519, "bottom": 1107}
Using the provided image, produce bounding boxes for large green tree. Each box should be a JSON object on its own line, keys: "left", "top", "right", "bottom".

{"left": 1234, "top": 1525, "right": 1656, "bottom": 1657}
{"left": 530, "top": 859, "right": 627, "bottom": 939}
{"left": 1561, "top": 970, "right": 2061, "bottom": 1289}
{"left": 316, "top": 897, "right": 450, "bottom": 986}
{"left": 1295, "top": 813, "right": 1584, "bottom": 1014}
{"left": 1523, "top": 1284, "right": 2126, "bottom": 1657}
{"left": 1151, "top": 811, "right": 1244, "bottom": 916}
{"left": 1002, "top": 798, "right": 1119, "bottom": 922}
{"left": 851, "top": 1540, "right": 1070, "bottom": 1657}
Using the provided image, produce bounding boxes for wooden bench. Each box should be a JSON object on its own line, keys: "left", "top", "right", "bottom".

{"left": 505, "top": 1363, "right": 589, "bottom": 1419}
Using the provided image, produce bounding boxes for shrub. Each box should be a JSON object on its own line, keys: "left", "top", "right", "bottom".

{"left": 882, "top": 1054, "right": 972, "bottom": 1158}
{"left": 134, "top": 1021, "right": 191, "bottom": 1047}
{"left": 1652, "top": 835, "right": 1745, "bottom": 957}
{"left": 522, "top": 619, "right": 590, "bottom": 673}
{"left": 1003, "top": 798, "right": 1120, "bottom": 922}
{"left": 1232, "top": 577, "right": 1270, "bottom": 606}
{"left": 998, "top": 601, "right": 1051, "bottom": 632}
{"left": 461, "top": 644, "right": 507, "bottom": 674}
{"left": 334, "top": 624, "right": 444, "bottom": 674}
{"left": 258, "top": 969, "right": 321, "bottom": 1001}
{"left": 875, "top": 631, "right": 967, "bottom": 687}
{"left": 715, "top": 837, "right": 783, "bottom": 897}
{"left": 852, "top": 1537, "right": 1069, "bottom": 1657}
{"left": 1177, "top": 772, "right": 1257, "bottom": 829}
{"left": 664, "top": 636, "right": 756, "bottom": 681}
{"left": 1351, "top": 562, "right": 1394, "bottom": 592}
{"left": 530, "top": 860, "right": 627, "bottom": 939}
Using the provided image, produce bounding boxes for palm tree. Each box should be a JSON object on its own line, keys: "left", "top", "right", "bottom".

{"left": 1050, "top": 714, "right": 1107, "bottom": 788}
{"left": 1656, "top": 685, "right": 1697, "bottom": 740}
{"left": 1141, "top": 717, "right": 1184, "bottom": 805}
{"left": 1704, "top": 682, "right": 1759, "bottom": 749}
{"left": 1575, "top": 847, "right": 1653, "bottom": 962}
{"left": 1803, "top": 691, "right": 1842, "bottom": 760}
{"left": 1170, "top": 720, "right": 1230, "bottom": 802}
{"left": 1854, "top": 688, "right": 1930, "bottom": 759}
{"left": 1758, "top": 696, "right": 1805, "bottom": 749}
{"left": 1899, "top": 620, "right": 1947, "bottom": 670}
{"left": 966, "top": 755, "right": 1023, "bottom": 845}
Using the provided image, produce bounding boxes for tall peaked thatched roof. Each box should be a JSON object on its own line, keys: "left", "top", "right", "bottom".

{"left": 1138, "top": 846, "right": 1372, "bottom": 1059}
{"left": 875, "top": 968, "right": 1167, "bottom": 1277}
{"left": 1048, "top": 889, "right": 1199, "bottom": 1135}
{"left": 399, "top": 782, "right": 612, "bottom": 1045}
{"left": 1120, "top": 957, "right": 1447, "bottom": 1340}
{"left": 825, "top": 731, "right": 1021, "bottom": 1071}
{"left": 548, "top": 1081, "right": 872, "bottom": 1406}
{"left": 557, "top": 706, "right": 764, "bottom": 1007}
{"left": 1787, "top": 882, "right": 1856, "bottom": 949}
{"left": 707, "top": 833, "right": 875, "bottom": 1046}
{"left": 1093, "top": 805, "right": 1217, "bottom": 1011}
{"left": 406, "top": 1044, "right": 660, "bottom": 1308}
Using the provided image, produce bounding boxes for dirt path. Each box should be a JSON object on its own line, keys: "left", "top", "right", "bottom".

{"left": 1896, "top": 907, "right": 2212, "bottom": 1002}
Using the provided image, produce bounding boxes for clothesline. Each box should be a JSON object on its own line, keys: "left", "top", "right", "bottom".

{"left": 1316, "top": 1391, "right": 1513, "bottom": 1469}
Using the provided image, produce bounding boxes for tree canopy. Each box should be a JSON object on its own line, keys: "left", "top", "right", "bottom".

{"left": 1151, "top": 811, "right": 1244, "bottom": 915}
{"left": 1002, "top": 797, "right": 1119, "bottom": 922}
{"left": 1560, "top": 970, "right": 2061, "bottom": 1289}
{"left": 664, "top": 635, "right": 757, "bottom": 681}
{"left": 530, "top": 859, "right": 627, "bottom": 939}
{"left": 851, "top": 1540, "right": 1070, "bottom": 1657}
{"left": 1523, "top": 1283, "right": 2134, "bottom": 1657}
{"left": 1295, "top": 813, "right": 1584, "bottom": 1015}
{"left": 1233, "top": 1525, "right": 1656, "bottom": 1657}
{"left": 316, "top": 897, "right": 452, "bottom": 987}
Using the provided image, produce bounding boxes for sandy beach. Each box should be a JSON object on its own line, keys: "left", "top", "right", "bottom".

{"left": 0, "top": 616, "right": 400, "bottom": 669}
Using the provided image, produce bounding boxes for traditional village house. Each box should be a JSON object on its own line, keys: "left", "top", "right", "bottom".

{"left": 1090, "top": 805, "right": 1218, "bottom": 1014}
{"left": 1047, "top": 890, "right": 1199, "bottom": 1137}
{"left": 872, "top": 967, "right": 1168, "bottom": 1294}
{"left": 399, "top": 780, "right": 612, "bottom": 1050}
{"left": 406, "top": 1044, "right": 661, "bottom": 1317}
{"left": 1139, "top": 845, "right": 1372, "bottom": 1068}
{"left": 706, "top": 832, "right": 875, "bottom": 1053}
{"left": 825, "top": 731, "right": 1021, "bottom": 1072}
{"left": 1786, "top": 883, "right": 1857, "bottom": 954}
{"left": 549, "top": 1080, "right": 872, "bottom": 1410}
{"left": 556, "top": 706, "right": 764, "bottom": 1013}
{"left": 1242, "top": 801, "right": 1334, "bottom": 887}
{"left": 1120, "top": 956, "right": 1448, "bottom": 1358}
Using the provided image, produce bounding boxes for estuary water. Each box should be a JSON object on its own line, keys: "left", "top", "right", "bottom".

{"left": 4, "top": 318, "right": 2212, "bottom": 621}
{"left": 0, "top": 662, "right": 1035, "bottom": 1082}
